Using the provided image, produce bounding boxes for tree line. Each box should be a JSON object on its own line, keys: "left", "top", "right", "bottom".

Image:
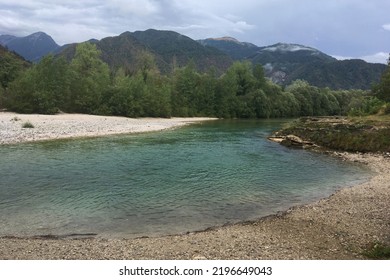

{"left": 1, "top": 42, "right": 388, "bottom": 118}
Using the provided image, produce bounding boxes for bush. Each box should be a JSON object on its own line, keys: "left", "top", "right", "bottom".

{"left": 22, "top": 121, "right": 34, "bottom": 128}
{"left": 363, "top": 243, "right": 390, "bottom": 260}
{"left": 384, "top": 103, "right": 390, "bottom": 115}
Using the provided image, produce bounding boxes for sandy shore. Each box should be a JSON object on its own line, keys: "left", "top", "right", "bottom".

{"left": 1, "top": 150, "right": 389, "bottom": 259}
{"left": 0, "top": 112, "right": 216, "bottom": 144}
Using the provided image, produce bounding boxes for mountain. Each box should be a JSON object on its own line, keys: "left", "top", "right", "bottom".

{"left": 59, "top": 31, "right": 169, "bottom": 73}
{"left": 130, "top": 29, "right": 233, "bottom": 72}
{"left": 0, "top": 35, "right": 17, "bottom": 45}
{"left": 249, "top": 43, "right": 337, "bottom": 84}
{"left": 285, "top": 59, "right": 387, "bottom": 90}
{"left": 59, "top": 29, "right": 233, "bottom": 74}
{"left": 0, "top": 32, "right": 60, "bottom": 62}
{"left": 198, "top": 37, "right": 259, "bottom": 60}
{"left": 200, "top": 38, "right": 386, "bottom": 89}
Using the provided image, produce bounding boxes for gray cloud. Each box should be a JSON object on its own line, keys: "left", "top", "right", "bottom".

{"left": 0, "top": 0, "right": 388, "bottom": 63}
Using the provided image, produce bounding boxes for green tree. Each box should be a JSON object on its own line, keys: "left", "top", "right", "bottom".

{"left": 136, "top": 51, "right": 159, "bottom": 82}
{"left": 286, "top": 80, "right": 314, "bottom": 116}
{"left": 106, "top": 69, "right": 135, "bottom": 116}
{"left": 225, "top": 61, "right": 256, "bottom": 96}
{"left": 251, "top": 89, "right": 271, "bottom": 118}
{"left": 7, "top": 55, "right": 70, "bottom": 114}
{"left": 68, "top": 42, "right": 110, "bottom": 113}
{"left": 0, "top": 47, "right": 29, "bottom": 90}
{"left": 253, "top": 64, "right": 267, "bottom": 89}
{"left": 0, "top": 85, "right": 5, "bottom": 109}
{"left": 143, "top": 77, "right": 172, "bottom": 117}
{"left": 171, "top": 62, "right": 200, "bottom": 116}
{"left": 373, "top": 54, "right": 390, "bottom": 102}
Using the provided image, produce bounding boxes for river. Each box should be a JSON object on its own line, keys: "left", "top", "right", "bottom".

{"left": 0, "top": 119, "right": 370, "bottom": 238}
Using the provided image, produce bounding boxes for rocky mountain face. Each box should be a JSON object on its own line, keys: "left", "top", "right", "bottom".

{"left": 0, "top": 32, "right": 60, "bottom": 62}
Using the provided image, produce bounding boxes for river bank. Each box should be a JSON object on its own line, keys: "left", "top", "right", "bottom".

{"left": 0, "top": 112, "right": 216, "bottom": 145}
{"left": 1, "top": 152, "right": 389, "bottom": 259}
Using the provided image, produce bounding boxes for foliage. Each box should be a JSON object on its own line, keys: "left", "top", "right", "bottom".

{"left": 0, "top": 45, "right": 31, "bottom": 109}
{"left": 67, "top": 42, "right": 110, "bottom": 114}
{"left": 373, "top": 54, "right": 390, "bottom": 102}
{"left": 0, "top": 46, "right": 30, "bottom": 90}
{"left": 363, "top": 243, "right": 390, "bottom": 260}
{"left": 22, "top": 121, "right": 34, "bottom": 128}
{"left": 6, "top": 55, "right": 69, "bottom": 114}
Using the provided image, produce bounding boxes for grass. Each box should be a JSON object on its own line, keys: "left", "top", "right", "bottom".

{"left": 276, "top": 115, "right": 390, "bottom": 152}
{"left": 22, "top": 121, "right": 34, "bottom": 128}
{"left": 363, "top": 243, "right": 390, "bottom": 260}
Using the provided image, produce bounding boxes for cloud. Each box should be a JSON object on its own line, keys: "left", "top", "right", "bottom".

{"left": 360, "top": 52, "right": 388, "bottom": 64}
{"left": 383, "top": 24, "right": 390, "bottom": 31}
{"left": 332, "top": 52, "right": 388, "bottom": 64}
{"left": 108, "top": 0, "right": 160, "bottom": 17}
{"left": 0, "top": 0, "right": 389, "bottom": 60}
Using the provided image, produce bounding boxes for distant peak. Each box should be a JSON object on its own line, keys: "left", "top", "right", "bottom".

{"left": 29, "top": 31, "right": 49, "bottom": 38}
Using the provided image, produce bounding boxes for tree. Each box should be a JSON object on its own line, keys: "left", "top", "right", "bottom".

{"left": 253, "top": 64, "right": 267, "bottom": 89}
{"left": 171, "top": 62, "right": 199, "bottom": 116}
{"left": 373, "top": 54, "right": 390, "bottom": 102}
{"left": 68, "top": 42, "right": 110, "bottom": 113}
{"left": 0, "top": 47, "right": 30, "bottom": 90}
{"left": 136, "top": 51, "right": 159, "bottom": 82}
{"left": 6, "top": 55, "right": 70, "bottom": 114}
{"left": 225, "top": 61, "right": 256, "bottom": 96}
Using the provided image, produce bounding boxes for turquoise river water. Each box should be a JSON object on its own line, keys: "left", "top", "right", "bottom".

{"left": 0, "top": 120, "right": 371, "bottom": 238}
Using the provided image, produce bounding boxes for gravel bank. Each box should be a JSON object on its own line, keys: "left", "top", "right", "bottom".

{"left": 1, "top": 152, "right": 389, "bottom": 259}
{"left": 0, "top": 112, "right": 215, "bottom": 145}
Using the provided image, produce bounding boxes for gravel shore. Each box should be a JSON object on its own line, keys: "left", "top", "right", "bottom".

{"left": 0, "top": 112, "right": 215, "bottom": 144}
{"left": 0, "top": 114, "right": 389, "bottom": 259}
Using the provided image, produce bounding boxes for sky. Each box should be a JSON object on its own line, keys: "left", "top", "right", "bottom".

{"left": 0, "top": 0, "right": 389, "bottom": 64}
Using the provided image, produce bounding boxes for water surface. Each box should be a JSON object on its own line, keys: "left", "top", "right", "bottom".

{"left": 0, "top": 120, "right": 370, "bottom": 238}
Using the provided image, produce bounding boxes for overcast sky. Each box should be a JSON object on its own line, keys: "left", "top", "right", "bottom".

{"left": 0, "top": 0, "right": 389, "bottom": 63}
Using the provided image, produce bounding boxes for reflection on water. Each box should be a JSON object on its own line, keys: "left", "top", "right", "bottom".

{"left": 0, "top": 120, "right": 370, "bottom": 238}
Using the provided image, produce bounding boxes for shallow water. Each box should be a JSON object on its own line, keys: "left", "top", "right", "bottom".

{"left": 0, "top": 119, "right": 370, "bottom": 238}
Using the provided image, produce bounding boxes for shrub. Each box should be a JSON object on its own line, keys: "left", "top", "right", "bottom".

{"left": 22, "top": 121, "right": 34, "bottom": 128}
{"left": 363, "top": 243, "right": 390, "bottom": 260}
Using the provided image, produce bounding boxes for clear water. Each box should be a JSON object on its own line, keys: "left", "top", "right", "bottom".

{"left": 0, "top": 120, "right": 370, "bottom": 238}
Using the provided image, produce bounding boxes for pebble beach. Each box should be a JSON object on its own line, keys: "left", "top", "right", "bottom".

{"left": 0, "top": 112, "right": 215, "bottom": 145}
